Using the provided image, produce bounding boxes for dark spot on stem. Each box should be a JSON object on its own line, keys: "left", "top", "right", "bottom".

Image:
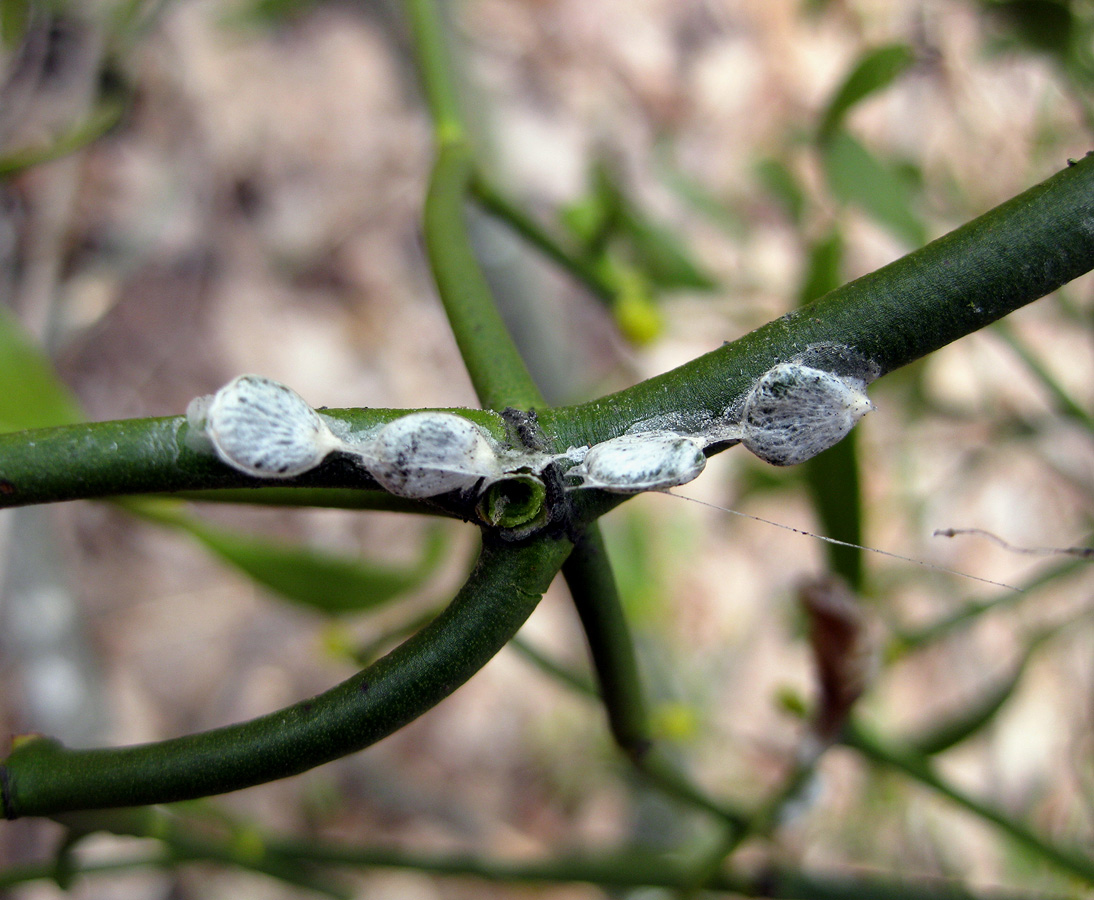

{"left": 0, "top": 761, "right": 14, "bottom": 819}
{"left": 358, "top": 681, "right": 370, "bottom": 693}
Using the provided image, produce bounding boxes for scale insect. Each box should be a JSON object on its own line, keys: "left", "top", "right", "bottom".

{"left": 361, "top": 411, "right": 503, "bottom": 499}
{"left": 736, "top": 362, "right": 875, "bottom": 466}
{"left": 189, "top": 356, "right": 874, "bottom": 500}
{"left": 184, "top": 372, "right": 1011, "bottom": 589}
{"left": 568, "top": 431, "right": 707, "bottom": 493}
{"left": 190, "top": 374, "right": 348, "bottom": 478}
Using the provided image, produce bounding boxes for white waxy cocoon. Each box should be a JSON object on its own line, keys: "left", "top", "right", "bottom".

{"left": 202, "top": 375, "right": 345, "bottom": 478}
{"left": 572, "top": 431, "right": 706, "bottom": 493}
{"left": 740, "top": 363, "right": 874, "bottom": 466}
{"left": 365, "top": 412, "right": 501, "bottom": 499}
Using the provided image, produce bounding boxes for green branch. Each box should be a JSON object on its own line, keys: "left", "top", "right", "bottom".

{"left": 5, "top": 834, "right": 1056, "bottom": 900}
{"left": 0, "top": 534, "right": 572, "bottom": 817}
{"left": 407, "top": 0, "right": 543, "bottom": 411}
{"left": 539, "top": 156, "right": 1094, "bottom": 450}
{"left": 404, "top": 0, "right": 465, "bottom": 144}
{"left": 0, "top": 407, "right": 505, "bottom": 509}
{"left": 51, "top": 802, "right": 1053, "bottom": 900}
{"left": 562, "top": 527, "right": 650, "bottom": 758}
{"left": 424, "top": 139, "right": 545, "bottom": 410}
{"left": 5, "top": 158, "right": 1093, "bottom": 509}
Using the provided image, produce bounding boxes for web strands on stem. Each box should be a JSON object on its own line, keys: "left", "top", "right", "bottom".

{"left": 665, "top": 492, "right": 1022, "bottom": 593}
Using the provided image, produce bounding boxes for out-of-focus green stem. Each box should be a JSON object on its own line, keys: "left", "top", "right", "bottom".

{"left": 471, "top": 174, "right": 618, "bottom": 304}
{"left": 510, "top": 635, "right": 598, "bottom": 697}
{"left": 403, "top": 0, "right": 465, "bottom": 143}
{"left": 1, "top": 534, "right": 571, "bottom": 817}
{"left": 424, "top": 140, "right": 545, "bottom": 411}
{"left": 512, "top": 627, "right": 749, "bottom": 828}
{"left": 683, "top": 754, "right": 822, "bottom": 892}
{"left": 892, "top": 558, "right": 1085, "bottom": 651}
{"left": 844, "top": 719, "right": 1094, "bottom": 884}
{"left": 5, "top": 834, "right": 1048, "bottom": 900}
{"left": 55, "top": 808, "right": 351, "bottom": 898}
{"left": 263, "top": 836, "right": 1057, "bottom": 899}
{"left": 992, "top": 318, "right": 1094, "bottom": 430}
{"left": 562, "top": 527, "right": 650, "bottom": 759}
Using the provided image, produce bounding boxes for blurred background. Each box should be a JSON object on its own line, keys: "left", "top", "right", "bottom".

{"left": 0, "top": 0, "right": 1091, "bottom": 897}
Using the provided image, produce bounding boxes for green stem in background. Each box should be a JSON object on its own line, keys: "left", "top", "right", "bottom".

{"left": 403, "top": 0, "right": 465, "bottom": 143}
{"left": 471, "top": 174, "right": 618, "bottom": 305}
{"left": 892, "top": 557, "right": 1086, "bottom": 652}
{"left": 682, "top": 742, "right": 835, "bottom": 894}
{"left": 991, "top": 318, "right": 1094, "bottom": 430}
{"left": 844, "top": 720, "right": 1094, "bottom": 885}
{"left": 510, "top": 635, "right": 597, "bottom": 697}
{"left": 0, "top": 534, "right": 571, "bottom": 817}
{"left": 49, "top": 805, "right": 1058, "bottom": 900}
{"left": 53, "top": 808, "right": 352, "bottom": 899}
{"left": 539, "top": 155, "right": 1094, "bottom": 451}
{"left": 562, "top": 526, "right": 752, "bottom": 828}
{"left": 424, "top": 139, "right": 545, "bottom": 411}
{"left": 511, "top": 624, "right": 750, "bottom": 830}
{"left": 517, "top": 544, "right": 751, "bottom": 829}
{"left": 804, "top": 439, "right": 864, "bottom": 590}
{"left": 408, "top": 0, "right": 543, "bottom": 412}
{"left": 562, "top": 527, "right": 650, "bottom": 759}
{"left": 5, "top": 826, "right": 1056, "bottom": 900}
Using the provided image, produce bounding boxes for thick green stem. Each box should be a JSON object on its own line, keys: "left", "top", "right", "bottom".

{"left": 424, "top": 140, "right": 544, "bottom": 411}
{"left": 538, "top": 156, "right": 1094, "bottom": 450}
{"left": 4, "top": 160, "right": 1092, "bottom": 508}
{"left": 0, "top": 534, "right": 571, "bottom": 817}
{"left": 0, "top": 407, "right": 505, "bottom": 509}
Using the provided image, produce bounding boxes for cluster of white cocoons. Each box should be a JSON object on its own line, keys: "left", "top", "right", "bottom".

{"left": 188, "top": 361, "right": 874, "bottom": 499}
{"left": 188, "top": 376, "right": 504, "bottom": 498}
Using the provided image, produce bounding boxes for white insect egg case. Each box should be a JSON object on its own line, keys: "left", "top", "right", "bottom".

{"left": 367, "top": 412, "right": 502, "bottom": 499}
{"left": 576, "top": 431, "right": 707, "bottom": 493}
{"left": 740, "top": 363, "right": 874, "bottom": 467}
{"left": 204, "top": 374, "right": 345, "bottom": 478}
